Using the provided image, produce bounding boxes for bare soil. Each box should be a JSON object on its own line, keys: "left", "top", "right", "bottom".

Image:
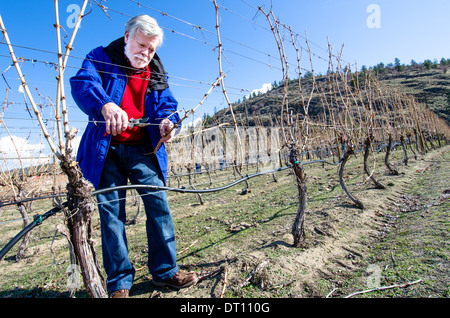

{"left": 133, "top": 144, "right": 450, "bottom": 299}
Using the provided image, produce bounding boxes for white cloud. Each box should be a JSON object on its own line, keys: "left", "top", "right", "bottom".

{"left": 0, "top": 135, "right": 42, "bottom": 155}
{"left": 245, "top": 83, "right": 272, "bottom": 100}
{"left": 0, "top": 135, "right": 52, "bottom": 170}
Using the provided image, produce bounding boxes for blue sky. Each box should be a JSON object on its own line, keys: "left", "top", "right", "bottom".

{"left": 1, "top": 0, "right": 449, "bottom": 168}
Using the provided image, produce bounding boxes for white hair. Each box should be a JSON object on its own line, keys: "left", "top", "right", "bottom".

{"left": 125, "top": 15, "right": 164, "bottom": 47}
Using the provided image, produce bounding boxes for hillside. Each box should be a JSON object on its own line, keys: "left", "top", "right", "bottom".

{"left": 206, "top": 59, "right": 450, "bottom": 127}
{"left": 376, "top": 61, "right": 450, "bottom": 122}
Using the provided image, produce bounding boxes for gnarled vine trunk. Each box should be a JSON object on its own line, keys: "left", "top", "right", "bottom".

{"left": 400, "top": 135, "right": 408, "bottom": 166}
{"left": 384, "top": 133, "right": 399, "bottom": 175}
{"left": 363, "top": 136, "right": 385, "bottom": 189}
{"left": 289, "top": 146, "right": 307, "bottom": 247}
{"left": 339, "top": 145, "right": 364, "bottom": 209}
{"left": 14, "top": 191, "right": 31, "bottom": 261}
{"left": 60, "top": 153, "right": 107, "bottom": 298}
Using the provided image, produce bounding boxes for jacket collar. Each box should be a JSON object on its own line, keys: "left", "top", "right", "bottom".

{"left": 103, "top": 37, "right": 169, "bottom": 91}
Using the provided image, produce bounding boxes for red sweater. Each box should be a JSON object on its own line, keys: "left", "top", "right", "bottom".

{"left": 112, "top": 66, "right": 150, "bottom": 144}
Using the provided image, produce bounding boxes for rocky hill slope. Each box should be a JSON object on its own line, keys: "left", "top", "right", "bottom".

{"left": 206, "top": 59, "right": 450, "bottom": 127}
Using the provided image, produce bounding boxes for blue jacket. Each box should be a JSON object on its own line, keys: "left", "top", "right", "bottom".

{"left": 70, "top": 37, "right": 181, "bottom": 188}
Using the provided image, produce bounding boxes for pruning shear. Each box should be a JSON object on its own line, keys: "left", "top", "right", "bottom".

{"left": 128, "top": 117, "right": 151, "bottom": 129}
{"left": 103, "top": 117, "right": 151, "bottom": 136}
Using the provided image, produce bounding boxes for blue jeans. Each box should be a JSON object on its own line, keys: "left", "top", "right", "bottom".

{"left": 96, "top": 144, "right": 179, "bottom": 293}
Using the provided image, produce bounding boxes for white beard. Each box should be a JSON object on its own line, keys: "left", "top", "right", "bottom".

{"left": 124, "top": 41, "right": 149, "bottom": 69}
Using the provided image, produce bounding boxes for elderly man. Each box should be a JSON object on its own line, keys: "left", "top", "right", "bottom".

{"left": 70, "top": 15, "right": 197, "bottom": 298}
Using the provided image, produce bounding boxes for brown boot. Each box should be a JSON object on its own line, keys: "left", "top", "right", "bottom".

{"left": 152, "top": 271, "right": 198, "bottom": 289}
{"left": 110, "top": 289, "right": 129, "bottom": 298}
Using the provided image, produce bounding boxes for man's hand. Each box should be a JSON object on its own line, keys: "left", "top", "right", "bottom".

{"left": 159, "top": 119, "right": 175, "bottom": 143}
{"left": 101, "top": 102, "right": 128, "bottom": 136}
